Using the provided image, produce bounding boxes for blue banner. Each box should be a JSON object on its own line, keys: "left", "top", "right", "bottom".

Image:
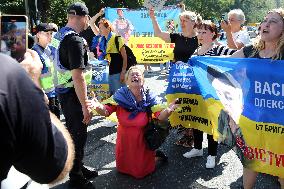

{"left": 105, "top": 7, "right": 181, "bottom": 35}
{"left": 104, "top": 7, "right": 181, "bottom": 63}
{"left": 166, "top": 56, "right": 284, "bottom": 178}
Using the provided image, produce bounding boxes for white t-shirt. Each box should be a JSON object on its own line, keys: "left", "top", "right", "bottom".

{"left": 232, "top": 30, "right": 250, "bottom": 46}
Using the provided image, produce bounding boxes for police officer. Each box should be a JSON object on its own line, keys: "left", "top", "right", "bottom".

{"left": 32, "top": 23, "right": 60, "bottom": 118}
{"left": 50, "top": 2, "right": 96, "bottom": 189}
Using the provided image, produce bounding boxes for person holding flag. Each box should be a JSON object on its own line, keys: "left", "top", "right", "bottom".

{"left": 183, "top": 20, "right": 236, "bottom": 169}
{"left": 149, "top": 7, "right": 201, "bottom": 148}
{"left": 229, "top": 8, "right": 284, "bottom": 189}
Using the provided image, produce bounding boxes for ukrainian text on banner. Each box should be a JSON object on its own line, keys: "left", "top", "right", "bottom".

{"left": 190, "top": 56, "right": 284, "bottom": 178}
{"left": 166, "top": 61, "right": 214, "bottom": 134}
{"left": 105, "top": 7, "right": 181, "bottom": 63}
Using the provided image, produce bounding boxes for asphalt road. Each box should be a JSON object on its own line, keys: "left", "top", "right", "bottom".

{"left": 52, "top": 64, "right": 281, "bottom": 189}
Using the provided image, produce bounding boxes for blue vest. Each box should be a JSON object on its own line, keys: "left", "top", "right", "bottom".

{"left": 51, "top": 27, "right": 80, "bottom": 94}
{"left": 32, "top": 44, "right": 56, "bottom": 98}
{"left": 51, "top": 27, "right": 92, "bottom": 94}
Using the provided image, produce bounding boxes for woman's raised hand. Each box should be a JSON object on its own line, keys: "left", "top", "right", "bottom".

{"left": 149, "top": 8, "right": 155, "bottom": 19}
{"left": 99, "top": 8, "right": 105, "bottom": 16}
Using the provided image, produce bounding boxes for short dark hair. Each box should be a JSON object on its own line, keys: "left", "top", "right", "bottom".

{"left": 196, "top": 20, "right": 219, "bottom": 40}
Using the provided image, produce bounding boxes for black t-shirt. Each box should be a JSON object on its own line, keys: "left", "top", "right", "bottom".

{"left": 170, "top": 33, "right": 199, "bottom": 63}
{"left": 0, "top": 54, "right": 67, "bottom": 183}
{"left": 243, "top": 45, "right": 261, "bottom": 58}
{"left": 243, "top": 45, "right": 284, "bottom": 60}
{"left": 109, "top": 53, "right": 124, "bottom": 75}
{"left": 59, "top": 34, "right": 88, "bottom": 70}
{"left": 107, "top": 35, "right": 125, "bottom": 75}
{"left": 80, "top": 26, "right": 96, "bottom": 48}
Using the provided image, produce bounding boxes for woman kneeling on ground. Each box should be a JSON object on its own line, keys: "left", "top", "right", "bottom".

{"left": 86, "top": 66, "right": 178, "bottom": 178}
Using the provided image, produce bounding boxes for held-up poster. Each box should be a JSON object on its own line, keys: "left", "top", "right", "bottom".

{"left": 105, "top": 6, "right": 181, "bottom": 63}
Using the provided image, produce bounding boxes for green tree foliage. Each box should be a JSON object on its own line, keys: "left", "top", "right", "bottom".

{"left": 46, "top": 0, "right": 79, "bottom": 27}
{"left": 83, "top": 0, "right": 144, "bottom": 16}
{"left": 0, "top": 0, "right": 25, "bottom": 14}
{"left": 166, "top": 0, "right": 234, "bottom": 22}
{"left": 0, "top": 0, "right": 281, "bottom": 28}
{"left": 230, "top": 0, "right": 274, "bottom": 23}
{"left": 187, "top": 0, "right": 233, "bottom": 21}
{"left": 166, "top": 0, "right": 273, "bottom": 23}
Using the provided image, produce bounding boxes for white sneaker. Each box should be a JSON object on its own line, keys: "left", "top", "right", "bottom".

{"left": 104, "top": 120, "right": 117, "bottom": 127}
{"left": 183, "top": 148, "right": 203, "bottom": 158}
{"left": 205, "top": 155, "right": 216, "bottom": 169}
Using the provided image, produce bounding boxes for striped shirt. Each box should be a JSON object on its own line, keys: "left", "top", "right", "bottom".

{"left": 196, "top": 45, "right": 237, "bottom": 57}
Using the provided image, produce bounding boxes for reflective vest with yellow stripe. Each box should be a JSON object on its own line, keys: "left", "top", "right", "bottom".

{"left": 50, "top": 27, "right": 92, "bottom": 89}
{"left": 32, "top": 44, "right": 55, "bottom": 93}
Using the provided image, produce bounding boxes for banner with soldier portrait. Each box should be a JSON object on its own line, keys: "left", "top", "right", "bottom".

{"left": 166, "top": 56, "right": 284, "bottom": 178}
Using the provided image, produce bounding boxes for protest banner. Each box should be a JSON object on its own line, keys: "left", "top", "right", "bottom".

{"left": 166, "top": 56, "right": 284, "bottom": 178}
{"left": 105, "top": 6, "right": 181, "bottom": 63}
{"left": 143, "top": 0, "right": 167, "bottom": 11}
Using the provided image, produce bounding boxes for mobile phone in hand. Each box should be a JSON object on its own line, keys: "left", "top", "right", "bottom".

{"left": 0, "top": 15, "right": 28, "bottom": 62}
{"left": 221, "top": 13, "right": 228, "bottom": 24}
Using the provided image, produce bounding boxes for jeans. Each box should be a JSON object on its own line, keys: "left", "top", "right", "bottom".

{"left": 109, "top": 73, "right": 125, "bottom": 95}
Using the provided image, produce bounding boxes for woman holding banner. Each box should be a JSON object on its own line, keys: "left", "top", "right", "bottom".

{"left": 183, "top": 20, "right": 236, "bottom": 168}
{"left": 230, "top": 8, "right": 284, "bottom": 189}
{"left": 149, "top": 8, "right": 200, "bottom": 148}
{"left": 86, "top": 66, "right": 178, "bottom": 178}
{"left": 90, "top": 9, "right": 128, "bottom": 95}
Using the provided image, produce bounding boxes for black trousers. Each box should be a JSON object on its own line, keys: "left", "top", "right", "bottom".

{"left": 48, "top": 96, "right": 60, "bottom": 119}
{"left": 58, "top": 89, "right": 87, "bottom": 179}
{"left": 193, "top": 129, "right": 218, "bottom": 156}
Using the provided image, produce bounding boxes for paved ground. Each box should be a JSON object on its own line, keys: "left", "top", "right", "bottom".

{"left": 52, "top": 64, "right": 281, "bottom": 189}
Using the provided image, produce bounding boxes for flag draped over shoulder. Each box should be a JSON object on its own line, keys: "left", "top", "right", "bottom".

{"left": 166, "top": 56, "right": 284, "bottom": 178}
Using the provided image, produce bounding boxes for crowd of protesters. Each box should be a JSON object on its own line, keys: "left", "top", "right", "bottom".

{"left": 1, "top": 1, "right": 284, "bottom": 189}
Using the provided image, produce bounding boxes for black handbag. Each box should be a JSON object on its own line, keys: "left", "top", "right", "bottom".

{"left": 144, "top": 104, "right": 169, "bottom": 151}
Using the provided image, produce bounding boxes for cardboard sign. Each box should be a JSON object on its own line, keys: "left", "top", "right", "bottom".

{"left": 143, "top": 0, "right": 166, "bottom": 11}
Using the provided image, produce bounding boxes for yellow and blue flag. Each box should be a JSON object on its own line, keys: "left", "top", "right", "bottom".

{"left": 166, "top": 56, "right": 284, "bottom": 178}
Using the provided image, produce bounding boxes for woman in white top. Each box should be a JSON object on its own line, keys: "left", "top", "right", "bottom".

{"left": 221, "top": 9, "right": 250, "bottom": 49}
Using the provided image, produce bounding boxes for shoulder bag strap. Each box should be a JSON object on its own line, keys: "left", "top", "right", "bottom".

{"left": 114, "top": 36, "right": 120, "bottom": 53}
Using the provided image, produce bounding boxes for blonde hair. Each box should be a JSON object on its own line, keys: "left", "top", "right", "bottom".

{"left": 252, "top": 8, "right": 284, "bottom": 60}
{"left": 180, "top": 11, "right": 198, "bottom": 21}
{"left": 179, "top": 11, "right": 202, "bottom": 29}
{"left": 124, "top": 66, "right": 145, "bottom": 83}
{"left": 228, "top": 9, "right": 246, "bottom": 24}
